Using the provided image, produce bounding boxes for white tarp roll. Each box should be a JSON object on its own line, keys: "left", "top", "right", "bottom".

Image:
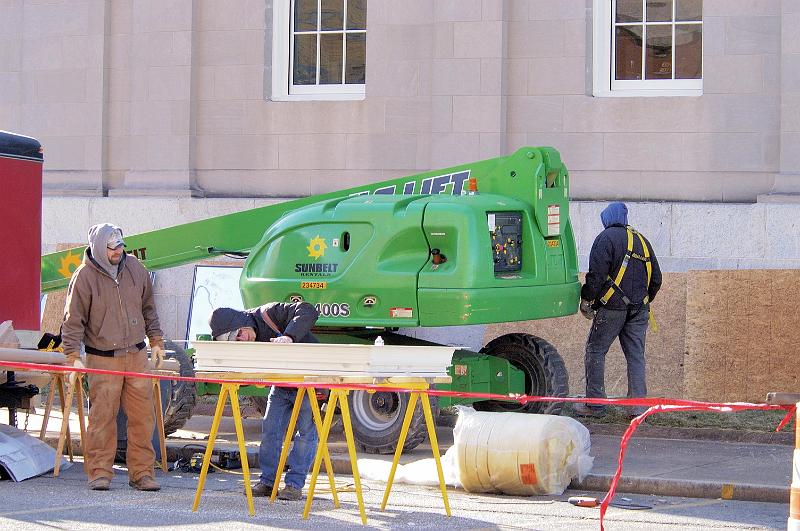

{"left": 358, "top": 406, "right": 593, "bottom": 496}
{"left": 453, "top": 407, "right": 593, "bottom": 495}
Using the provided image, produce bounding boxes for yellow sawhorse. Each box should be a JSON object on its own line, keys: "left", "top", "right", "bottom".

{"left": 190, "top": 373, "right": 339, "bottom": 517}
{"left": 299, "top": 378, "right": 452, "bottom": 523}
{"left": 191, "top": 381, "right": 256, "bottom": 515}
{"left": 379, "top": 381, "right": 451, "bottom": 517}
{"left": 190, "top": 374, "right": 452, "bottom": 524}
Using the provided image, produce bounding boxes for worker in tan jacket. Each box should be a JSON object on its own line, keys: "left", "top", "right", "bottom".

{"left": 62, "top": 223, "right": 165, "bottom": 492}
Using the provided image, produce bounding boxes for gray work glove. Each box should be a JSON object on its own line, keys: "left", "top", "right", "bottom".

{"left": 579, "top": 299, "right": 595, "bottom": 320}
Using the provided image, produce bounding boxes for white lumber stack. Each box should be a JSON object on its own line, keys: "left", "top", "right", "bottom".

{"left": 192, "top": 340, "right": 454, "bottom": 378}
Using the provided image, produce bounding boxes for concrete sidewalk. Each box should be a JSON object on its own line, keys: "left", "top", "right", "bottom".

{"left": 4, "top": 407, "right": 793, "bottom": 504}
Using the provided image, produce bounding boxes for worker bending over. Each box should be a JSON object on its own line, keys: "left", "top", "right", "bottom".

{"left": 209, "top": 301, "right": 320, "bottom": 501}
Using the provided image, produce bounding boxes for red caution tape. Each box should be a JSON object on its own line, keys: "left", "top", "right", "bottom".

{"left": 597, "top": 402, "right": 791, "bottom": 531}
{"left": 0, "top": 358, "right": 792, "bottom": 531}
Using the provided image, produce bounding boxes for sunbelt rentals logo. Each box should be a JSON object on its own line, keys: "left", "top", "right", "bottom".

{"left": 306, "top": 235, "right": 327, "bottom": 259}
{"left": 296, "top": 235, "right": 338, "bottom": 276}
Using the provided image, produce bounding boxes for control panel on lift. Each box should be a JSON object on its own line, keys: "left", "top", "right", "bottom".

{"left": 489, "top": 211, "right": 522, "bottom": 274}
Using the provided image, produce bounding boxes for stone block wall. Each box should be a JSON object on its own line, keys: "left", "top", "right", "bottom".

{"left": 2, "top": 1, "right": 796, "bottom": 201}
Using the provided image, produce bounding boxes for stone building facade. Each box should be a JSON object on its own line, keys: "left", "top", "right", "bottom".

{"left": 3, "top": 0, "right": 799, "bottom": 341}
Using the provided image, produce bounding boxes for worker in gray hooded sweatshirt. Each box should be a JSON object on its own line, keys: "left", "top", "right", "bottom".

{"left": 62, "top": 223, "right": 165, "bottom": 491}
{"left": 573, "top": 202, "right": 662, "bottom": 418}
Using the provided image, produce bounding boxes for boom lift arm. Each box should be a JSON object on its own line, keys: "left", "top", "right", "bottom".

{"left": 42, "top": 147, "right": 577, "bottom": 299}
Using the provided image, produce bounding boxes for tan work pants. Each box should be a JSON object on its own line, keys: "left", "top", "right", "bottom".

{"left": 85, "top": 349, "right": 155, "bottom": 482}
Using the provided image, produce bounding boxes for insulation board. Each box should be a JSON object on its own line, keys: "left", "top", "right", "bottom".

{"left": 193, "top": 340, "right": 455, "bottom": 378}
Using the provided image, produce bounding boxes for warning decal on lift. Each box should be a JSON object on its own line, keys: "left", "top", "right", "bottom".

{"left": 390, "top": 307, "right": 413, "bottom": 318}
{"left": 547, "top": 204, "right": 560, "bottom": 236}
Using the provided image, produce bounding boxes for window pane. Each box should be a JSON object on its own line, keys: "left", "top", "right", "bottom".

{"left": 675, "top": 24, "right": 702, "bottom": 78}
{"left": 616, "top": 0, "right": 643, "bottom": 23}
{"left": 646, "top": 0, "right": 672, "bottom": 22}
{"left": 676, "top": 0, "right": 702, "bottom": 21}
{"left": 345, "top": 33, "right": 365, "bottom": 83}
{"left": 294, "top": 0, "right": 318, "bottom": 32}
{"left": 321, "top": 0, "right": 343, "bottom": 31}
{"left": 320, "top": 33, "right": 343, "bottom": 84}
{"left": 645, "top": 24, "right": 672, "bottom": 79}
{"left": 293, "top": 34, "right": 317, "bottom": 85}
{"left": 615, "top": 26, "right": 643, "bottom": 80}
{"left": 347, "top": 0, "right": 366, "bottom": 30}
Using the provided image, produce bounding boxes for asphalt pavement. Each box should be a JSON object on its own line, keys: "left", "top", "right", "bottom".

{"left": 160, "top": 408, "right": 794, "bottom": 504}
{"left": 0, "top": 460, "right": 790, "bottom": 530}
{"left": 0, "top": 404, "right": 793, "bottom": 529}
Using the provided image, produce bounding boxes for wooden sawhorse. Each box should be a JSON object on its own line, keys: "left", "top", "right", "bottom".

{"left": 40, "top": 370, "right": 170, "bottom": 476}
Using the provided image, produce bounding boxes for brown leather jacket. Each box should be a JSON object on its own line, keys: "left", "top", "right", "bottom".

{"left": 62, "top": 251, "right": 163, "bottom": 356}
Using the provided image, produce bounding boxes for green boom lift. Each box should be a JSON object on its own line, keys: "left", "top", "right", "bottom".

{"left": 41, "top": 146, "right": 580, "bottom": 454}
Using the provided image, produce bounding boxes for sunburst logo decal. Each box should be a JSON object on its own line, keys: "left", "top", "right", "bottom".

{"left": 306, "top": 236, "right": 327, "bottom": 260}
{"left": 57, "top": 250, "right": 81, "bottom": 278}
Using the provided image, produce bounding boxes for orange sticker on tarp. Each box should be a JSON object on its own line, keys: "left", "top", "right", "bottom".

{"left": 519, "top": 463, "right": 537, "bottom": 485}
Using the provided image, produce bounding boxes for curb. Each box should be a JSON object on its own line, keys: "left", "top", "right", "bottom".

{"left": 585, "top": 423, "right": 795, "bottom": 446}
{"left": 572, "top": 474, "right": 789, "bottom": 504}
{"left": 50, "top": 436, "right": 790, "bottom": 504}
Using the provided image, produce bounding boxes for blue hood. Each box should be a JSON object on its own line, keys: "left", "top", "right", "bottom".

{"left": 600, "top": 202, "right": 628, "bottom": 228}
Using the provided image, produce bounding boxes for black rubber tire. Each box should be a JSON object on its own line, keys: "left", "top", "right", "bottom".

{"left": 473, "top": 333, "right": 569, "bottom": 415}
{"left": 348, "top": 390, "right": 435, "bottom": 455}
{"left": 249, "top": 395, "right": 268, "bottom": 417}
{"left": 162, "top": 340, "right": 198, "bottom": 435}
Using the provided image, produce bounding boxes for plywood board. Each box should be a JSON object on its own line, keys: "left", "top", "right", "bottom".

{"left": 685, "top": 269, "right": 800, "bottom": 402}
{"left": 485, "top": 273, "right": 686, "bottom": 400}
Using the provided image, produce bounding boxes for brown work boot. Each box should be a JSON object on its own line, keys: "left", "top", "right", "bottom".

{"left": 246, "top": 482, "right": 274, "bottom": 497}
{"left": 129, "top": 475, "right": 161, "bottom": 491}
{"left": 88, "top": 477, "right": 111, "bottom": 491}
{"left": 572, "top": 403, "right": 606, "bottom": 418}
{"left": 277, "top": 485, "right": 303, "bottom": 501}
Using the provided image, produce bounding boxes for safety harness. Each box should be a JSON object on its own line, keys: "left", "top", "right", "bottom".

{"left": 598, "top": 226, "right": 659, "bottom": 331}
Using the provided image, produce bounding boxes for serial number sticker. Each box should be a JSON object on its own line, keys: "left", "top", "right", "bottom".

{"left": 546, "top": 240, "right": 560, "bottom": 248}
{"left": 300, "top": 281, "right": 327, "bottom": 289}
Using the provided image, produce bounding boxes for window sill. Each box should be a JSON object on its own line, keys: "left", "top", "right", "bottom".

{"left": 270, "top": 93, "right": 366, "bottom": 102}
{"left": 592, "top": 88, "right": 703, "bottom": 98}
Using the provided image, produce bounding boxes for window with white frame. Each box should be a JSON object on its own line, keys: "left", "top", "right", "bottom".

{"left": 593, "top": 0, "right": 702, "bottom": 97}
{"left": 272, "top": 0, "right": 366, "bottom": 100}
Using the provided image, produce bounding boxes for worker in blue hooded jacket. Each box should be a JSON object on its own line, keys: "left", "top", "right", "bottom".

{"left": 573, "top": 202, "right": 662, "bottom": 418}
